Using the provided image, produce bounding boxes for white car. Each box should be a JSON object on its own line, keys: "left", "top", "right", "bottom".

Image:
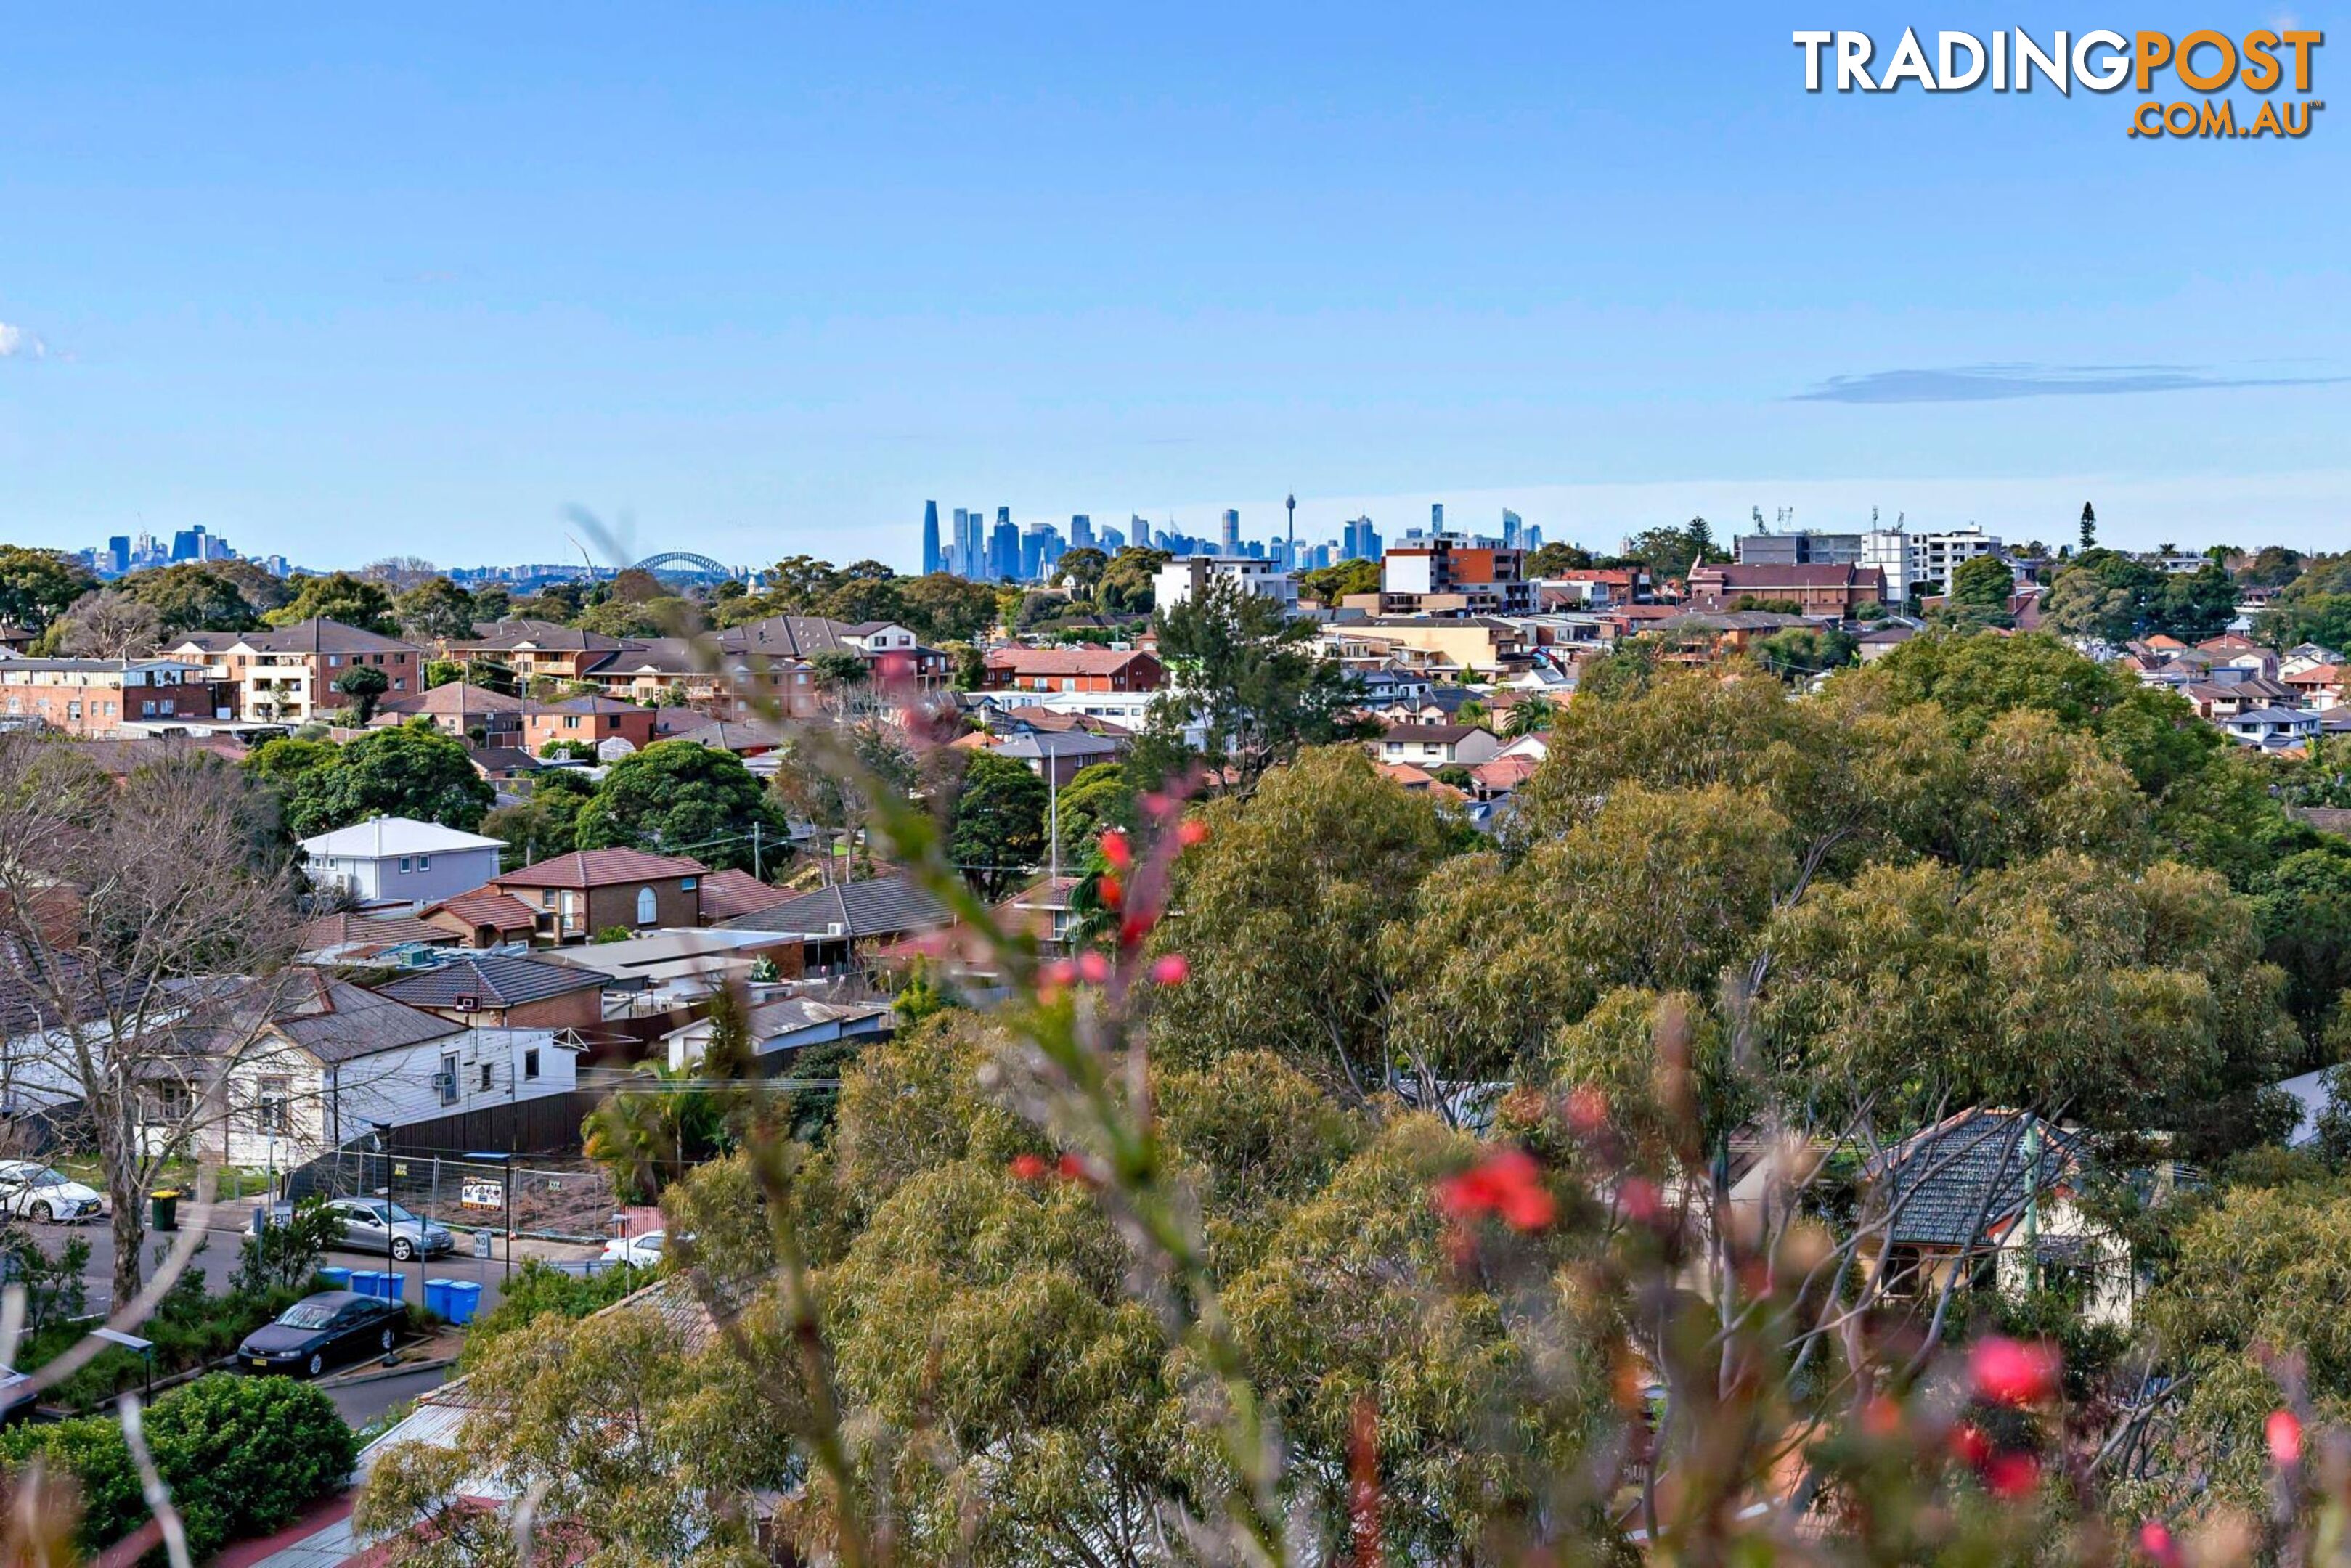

{"left": 0, "top": 1162, "right": 107, "bottom": 1224}
{"left": 600, "top": 1230, "right": 666, "bottom": 1268}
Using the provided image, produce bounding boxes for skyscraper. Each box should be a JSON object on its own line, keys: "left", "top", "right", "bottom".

{"left": 1100, "top": 525, "right": 1125, "bottom": 553}
{"left": 1501, "top": 509, "right": 1523, "bottom": 550}
{"left": 921, "top": 501, "right": 943, "bottom": 576}
{"left": 1430, "top": 503, "right": 1446, "bottom": 534}
{"left": 1070, "top": 514, "right": 1094, "bottom": 550}
{"left": 171, "top": 526, "right": 205, "bottom": 563}
{"left": 989, "top": 515, "right": 1021, "bottom": 581}
{"left": 105, "top": 536, "right": 130, "bottom": 575}
{"left": 961, "top": 507, "right": 985, "bottom": 576}
{"left": 1130, "top": 515, "right": 1152, "bottom": 550}
{"left": 1221, "top": 508, "right": 1240, "bottom": 555}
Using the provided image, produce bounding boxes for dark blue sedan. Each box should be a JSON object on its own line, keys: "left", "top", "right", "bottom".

{"left": 237, "top": 1291, "right": 405, "bottom": 1379}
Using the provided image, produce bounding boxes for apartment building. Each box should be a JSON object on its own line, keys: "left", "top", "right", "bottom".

{"left": 1380, "top": 536, "right": 1535, "bottom": 616}
{"left": 0, "top": 658, "right": 224, "bottom": 737}
{"left": 166, "top": 617, "right": 423, "bottom": 723}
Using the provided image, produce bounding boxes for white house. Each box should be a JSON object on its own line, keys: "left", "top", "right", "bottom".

{"left": 664, "top": 995, "right": 894, "bottom": 1074}
{"left": 1153, "top": 555, "right": 1298, "bottom": 611}
{"left": 2220, "top": 706, "right": 2321, "bottom": 750}
{"left": 151, "top": 974, "right": 578, "bottom": 1168}
{"left": 1373, "top": 723, "right": 1503, "bottom": 768}
{"left": 301, "top": 817, "right": 507, "bottom": 908}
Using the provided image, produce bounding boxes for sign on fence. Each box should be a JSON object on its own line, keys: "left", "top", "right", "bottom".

{"left": 460, "top": 1179, "right": 505, "bottom": 1210}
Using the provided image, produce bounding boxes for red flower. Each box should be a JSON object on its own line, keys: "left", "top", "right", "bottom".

{"left": 1177, "top": 817, "right": 1210, "bottom": 849}
{"left": 1099, "top": 874, "right": 1124, "bottom": 911}
{"left": 1076, "top": 951, "right": 1112, "bottom": 985}
{"left": 2138, "top": 1522, "right": 2182, "bottom": 1568}
{"left": 1564, "top": 1085, "right": 1609, "bottom": 1135}
{"left": 1100, "top": 830, "right": 1132, "bottom": 870}
{"left": 1437, "top": 1148, "right": 1556, "bottom": 1232}
{"left": 1618, "top": 1176, "right": 1662, "bottom": 1225}
{"left": 2268, "top": 1408, "right": 2303, "bottom": 1467}
{"left": 1009, "top": 1154, "right": 1049, "bottom": 1181}
{"left": 1860, "top": 1395, "right": 1903, "bottom": 1438}
{"left": 1981, "top": 1451, "right": 2039, "bottom": 1499}
{"left": 1949, "top": 1424, "right": 1992, "bottom": 1469}
{"left": 1118, "top": 911, "right": 1154, "bottom": 947}
{"left": 1149, "top": 953, "right": 1190, "bottom": 987}
{"left": 1056, "top": 1152, "right": 1094, "bottom": 1186}
{"left": 1970, "top": 1336, "right": 2061, "bottom": 1407}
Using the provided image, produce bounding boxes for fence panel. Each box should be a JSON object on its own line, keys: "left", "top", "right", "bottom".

{"left": 283, "top": 1146, "right": 619, "bottom": 1244}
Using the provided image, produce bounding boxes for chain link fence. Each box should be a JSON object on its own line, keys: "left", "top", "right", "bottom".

{"left": 285, "top": 1147, "right": 620, "bottom": 1245}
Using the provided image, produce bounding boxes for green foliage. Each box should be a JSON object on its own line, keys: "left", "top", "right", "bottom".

{"left": 950, "top": 751, "right": 1049, "bottom": 899}
{"left": 1297, "top": 557, "right": 1382, "bottom": 604}
{"left": 2044, "top": 551, "right": 2237, "bottom": 645}
{"left": 572, "top": 740, "right": 787, "bottom": 872}
{"left": 394, "top": 576, "right": 478, "bottom": 640}
{"left": 1753, "top": 623, "right": 1858, "bottom": 678}
{"left": 480, "top": 768, "right": 594, "bottom": 867}
{"left": 460, "top": 1257, "right": 648, "bottom": 1366}
{"left": 0, "top": 546, "right": 98, "bottom": 630}
{"left": 262, "top": 571, "right": 399, "bottom": 635}
{"left": 251, "top": 720, "right": 495, "bottom": 836}
{"left": 331, "top": 663, "right": 390, "bottom": 722}
{"left": 231, "top": 1197, "right": 340, "bottom": 1298}
{"left": 1617, "top": 516, "right": 1721, "bottom": 577}
{"left": 0, "top": 1228, "right": 88, "bottom": 1337}
{"left": 1094, "top": 545, "right": 1169, "bottom": 616}
{"left": 1052, "top": 760, "right": 1134, "bottom": 859}
{"left": 119, "top": 563, "right": 277, "bottom": 634}
{"left": 1525, "top": 541, "right": 1596, "bottom": 576}
{"left": 0, "top": 1373, "right": 355, "bottom": 1561}
{"left": 1146, "top": 573, "right": 1371, "bottom": 791}
{"left": 1949, "top": 552, "right": 2017, "bottom": 614}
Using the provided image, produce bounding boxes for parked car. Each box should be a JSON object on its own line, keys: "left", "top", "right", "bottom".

{"left": 0, "top": 1162, "right": 106, "bottom": 1225}
{"left": 600, "top": 1230, "right": 666, "bottom": 1268}
{"left": 249, "top": 1196, "right": 455, "bottom": 1261}
{"left": 237, "top": 1290, "right": 407, "bottom": 1379}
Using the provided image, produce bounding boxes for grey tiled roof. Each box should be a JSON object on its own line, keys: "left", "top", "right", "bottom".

{"left": 719, "top": 875, "right": 951, "bottom": 939}
{"left": 375, "top": 954, "right": 605, "bottom": 1010}
{"left": 1867, "top": 1110, "right": 2089, "bottom": 1249}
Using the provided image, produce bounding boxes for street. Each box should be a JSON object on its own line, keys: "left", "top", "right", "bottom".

{"left": 323, "top": 1363, "right": 452, "bottom": 1429}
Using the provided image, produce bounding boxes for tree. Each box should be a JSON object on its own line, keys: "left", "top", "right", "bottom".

{"left": 1146, "top": 574, "right": 1371, "bottom": 792}
{"left": 1619, "top": 518, "right": 1720, "bottom": 579}
{"left": 2079, "top": 500, "right": 2097, "bottom": 551}
{"left": 897, "top": 572, "right": 1001, "bottom": 642}
{"left": 1949, "top": 553, "right": 2016, "bottom": 616}
{"left": 1054, "top": 761, "right": 1135, "bottom": 859}
{"left": 262, "top": 571, "right": 399, "bottom": 635}
{"left": 46, "top": 589, "right": 163, "bottom": 658}
{"left": 1297, "top": 558, "right": 1381, "bottom": 605}
{"left": 0, "top": 742, "right": 307, "bottom": 1310}
{"left": 810, "top": 648, "right": 870, "bottom": 719}
{"left": 950, "top": 751, "right": 1048, "bottom": 899}
{"left": 1054, "top": 547, "right": 1109, "bottom": 597}
{"left": 0, "top": 546, "right": 97, "bottom": 631}
{"left": 332, "top": 664, "right": 391, "bottom": 723}
{"left": 1094, "top": 546, "right": 1169, "bottom": 616}
{"left": 118, "top": 563, "right": 273, "bottom": 634}
{"left": 574, "top": 740, "right": 788, "bottom": 872}
{"left": 394, "top": 576, "right": 479, "bottom": 640}
{"left": 1525, "top": 541, "right": 1595, "bottom": 576}
{"left": 1753, "top": 624, "right": 1858, "bottom": 679}
{"left": 264, "top": 722, "right": 495, "bottom": 836}
{"left": 480, "top": 769, "right": 595, "bottom": 869}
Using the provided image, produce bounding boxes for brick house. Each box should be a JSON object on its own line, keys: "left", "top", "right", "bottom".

{"left": 0, "top": 658, "right": 225, "bottom": 736}
{"left": 372, "top": 953, "right": 607, "bottom": 1030}
{"left": 518, "top": 695, "right": 660, "bottom": 756}
{"left": 484, "top": 849, "right": 710, "bottom": 943}
{"left": 1682, "top": 563, "right": 1888, "bottom": 618}
{"left": 418, "top": 887, "right": 542, "bottom": 949}
{"left": 166, "top": 618, "right": 424, "bottom": 724}
{"left": 982, "top": 647, "right": 1165, "bottom": 694}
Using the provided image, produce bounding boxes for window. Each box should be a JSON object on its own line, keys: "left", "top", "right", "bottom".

{"left": 635, "top": 886, "right": 657, "bottom": 924}
{"left": 439, "top": 1053, "right": 460, "bottom": 1104}
{"left": 524, "top": 1048, "right": 540, "bottom": 1080}
{"left": 478, "top": 1062, "right": 494, "bottom": 1092}
{"left": 417, "top": 855, "right": 430, "bottom": 870}
{"left": 399, "top": 857, "right": 412, "bottom": 873}
{"left": 254, "top": 1077, "right": 291, "bottom": 1134}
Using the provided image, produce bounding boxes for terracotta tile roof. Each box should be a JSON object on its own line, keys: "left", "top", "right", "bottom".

{"left": 694, "top": 868, "right": 794, "bottom": 922}
{"left": 492, "top": 848, "right": 709, "bottom": 890}
{"left": 984, "top": 646, "right": 1159, "bottom": 677}
{"left": 424, "top": 888, "right": 541, "bottom": 932}
{"left": 298, "top": 911, "right": 455, "bottom": 952}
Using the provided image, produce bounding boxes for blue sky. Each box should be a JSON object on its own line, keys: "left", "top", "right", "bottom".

{"left": 1, "top": 2, "right": 2344, "bottom": 569}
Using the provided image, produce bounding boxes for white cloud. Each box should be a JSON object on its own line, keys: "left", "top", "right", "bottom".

{"left": 0, "top": 322, "right": 49, "bottom": 360}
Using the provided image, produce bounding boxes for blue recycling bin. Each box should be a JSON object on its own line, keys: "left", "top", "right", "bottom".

{"left": 423, "top": 1278, "right": 454, "bottom": 1319}
{"left": 378, "top": 1270, "right": 406, "bottom": 1304}
{"left": 442, "top": 1281, "right": 483, "bottom": 1326}
{"left": 348, "top": 1270, "right": 386, "bottom": 1300}
{"left": 317, "top": 1267, "right": 351, "bottom": 1291}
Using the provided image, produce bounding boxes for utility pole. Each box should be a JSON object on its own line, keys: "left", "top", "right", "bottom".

{"left": 751, "top": 821, "right": 762, "bottom": 881}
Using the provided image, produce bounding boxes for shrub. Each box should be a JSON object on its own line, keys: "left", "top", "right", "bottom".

{"left": 0, "top": 1373, "right": 354, "bottom": 1560}
{"left": 460, "top": 1257, "right": 645, "bottom": 1365}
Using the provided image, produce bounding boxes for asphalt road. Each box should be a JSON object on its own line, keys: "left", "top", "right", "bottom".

{"left": 27, "top": 1213, "right": 600, "bottom": 1340}
{"left": 325, "top": 1363, "right": 453, "bottom": 1429}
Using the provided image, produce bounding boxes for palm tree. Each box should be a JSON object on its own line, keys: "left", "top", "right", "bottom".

{"left": 1504, "top": 696, "right": 1555, "bottom": 738}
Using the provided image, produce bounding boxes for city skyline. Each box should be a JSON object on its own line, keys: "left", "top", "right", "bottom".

{"left": 3, "top": 6, "right": 2345, "bottom": 566}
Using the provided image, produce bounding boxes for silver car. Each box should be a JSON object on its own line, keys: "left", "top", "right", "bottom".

{"left": 322, "top": 1197, "right": 454, "bottom": 1262}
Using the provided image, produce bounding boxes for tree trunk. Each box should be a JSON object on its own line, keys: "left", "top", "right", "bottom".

{"left": 93, "top": 1096, "right": 147, "bottom": 1311}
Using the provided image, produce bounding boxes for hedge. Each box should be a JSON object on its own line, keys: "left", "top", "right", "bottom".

{"left": 0, "top": 1373, "right": 356, "bottom": 1560}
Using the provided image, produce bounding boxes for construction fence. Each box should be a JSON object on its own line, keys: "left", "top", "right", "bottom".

{"left": 285, "top": 1146, "right": 622, "bottom": 1246}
